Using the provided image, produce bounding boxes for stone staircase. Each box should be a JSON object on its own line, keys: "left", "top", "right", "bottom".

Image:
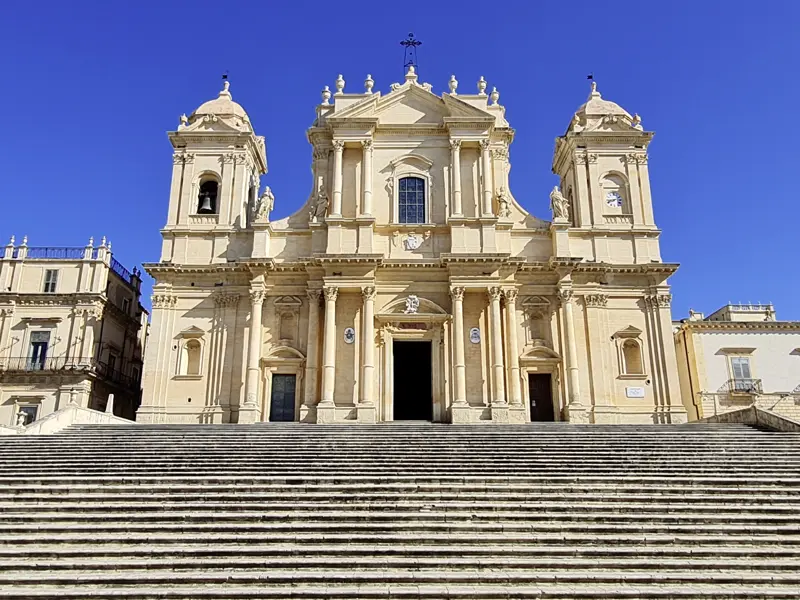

{"left": 1, "top": 422, "right": 799, "bottom": 599}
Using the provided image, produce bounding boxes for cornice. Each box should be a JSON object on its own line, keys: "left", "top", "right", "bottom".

{"left": 679, "top": 321, "right": 800, "bottom": 333}
{"left": 0, "top": 292, "right": 105, "bottom": 306}
{"left": 143, "top": 262, "right": 254, "bottom": 276}
{"left": 312, "top": 254, "right": 384, "bottom": 266}
{"left": 440, "top": 253, "right": 511, "bottom": 264}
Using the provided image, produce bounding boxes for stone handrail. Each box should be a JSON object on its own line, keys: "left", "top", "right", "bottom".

{"left": 8, "top": 405, "right": 134, "bottom": 436}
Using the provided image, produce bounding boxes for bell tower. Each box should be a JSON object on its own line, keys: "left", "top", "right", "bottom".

{"left": 161, "top": 79, "right": 267, "bottom": 264}
{"left": 552, "top": 82, "right": 661, "bottom": 264}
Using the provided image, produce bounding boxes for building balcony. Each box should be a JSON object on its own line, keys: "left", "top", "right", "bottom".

{"left": 718, "top": 378, "right": 763, "bottom": 394}
{"left": 0, "top": 356, "right": 141, "bottom": 391}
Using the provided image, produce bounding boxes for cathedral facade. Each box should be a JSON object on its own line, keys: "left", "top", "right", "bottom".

{"left": 138, "top": 68, "right": 687, "bottom": 425}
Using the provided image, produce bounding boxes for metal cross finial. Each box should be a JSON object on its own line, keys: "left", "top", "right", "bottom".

{"left": 400, "top": 32, "right": 422, "bottom": 75}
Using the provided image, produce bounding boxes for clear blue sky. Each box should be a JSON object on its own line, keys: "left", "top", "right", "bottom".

{"left": 3, "top": 1, "right": 798, "bottom": 319}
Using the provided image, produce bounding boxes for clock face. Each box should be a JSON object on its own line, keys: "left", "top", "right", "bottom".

{"left": 605, "top": 191, "right": 623, "bottom": 208}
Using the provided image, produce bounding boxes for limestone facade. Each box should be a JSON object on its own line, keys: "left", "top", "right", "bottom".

{"left": 138, "top": 70, "right": 686, "bottom": 425}
{"left": 674, "top": 303, "right": 800, "bottom": 421}
{"left": 0, "top": 237, "right": 148, "bottom": 425}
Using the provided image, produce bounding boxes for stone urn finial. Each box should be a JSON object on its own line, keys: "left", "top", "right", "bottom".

{"left": 490, "top": 87, "right": 500, "bottom": 105}
{"left": 448, "top": 75, "right": 458, "bottom": 95}
{"left": 364, "top": 74, "right": 374, "bottom": 94}
{"left": 335, "top": 74, "right": 345, "bottom": 95}
{"left": 321, "top": 86, "right": 332, "bottom": 105}
{"left": 477, "top": 76, "right": 487, "bottom": 95}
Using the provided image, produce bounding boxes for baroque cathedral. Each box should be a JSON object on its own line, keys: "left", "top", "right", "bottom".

{"left": 138, "top": 66, "right": 687, "bottom": 425}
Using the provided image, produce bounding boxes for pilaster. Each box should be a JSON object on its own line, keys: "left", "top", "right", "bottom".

{"left": 558, "top": 286, "right": 589, "bottom": 423}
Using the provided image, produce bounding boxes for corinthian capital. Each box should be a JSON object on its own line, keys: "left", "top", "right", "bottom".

{"left": 449, "top": 139, "right": 462, "bottom": 151}
{"left": 557, "top": 288, "right": 574, "bottom": 304}
{"left": 323, "top": 286, "right": 339, "bottom": 302}
{"left": 487, "top": 286, "right": 502, "bottom": 301}
{"left": 450, "top": 287, "right": 465, "bottom": 302}
{"left": 361, "top": 286, "right": 376, "bottom": 300}
{"left": 332, "top": 140, "right": 345, "bottom": 152}
{"left": 583, "top": 293, "right": 608, "bottom": 308}
{"left": 503, "top": 288, "right": 518, "bottom": 303}
{"left": 249, "top": 289, "right": 266, "bottom": 305}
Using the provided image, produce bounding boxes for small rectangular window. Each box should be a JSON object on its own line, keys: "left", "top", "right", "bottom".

{"left": 730, "top": 356, "right": 752, "bottom": 380}
{"left": 43, "top": 269, "right": 58, "bottom": 293}
{"left": 122, "top": 298, "right": 131, "bottom": 315}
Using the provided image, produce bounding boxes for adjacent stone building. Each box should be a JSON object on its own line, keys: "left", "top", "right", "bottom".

{"left": 675, "top": 303, "right": 800, "bottom": 421}
{"left": 138, "top": 69, "right": 686, "bottom": 425}
{"left": 0, "top": 237, "right": 148, "bottom": 424}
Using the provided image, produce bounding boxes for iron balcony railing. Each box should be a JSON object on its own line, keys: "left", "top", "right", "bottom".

{"left": 719, "top": 378, "right": 763, "bottom": 394}
{"left": 25, "top": 247, "right": 98, "bottom": 260}
{"left": 110, "top": 257, "right": 133, "bottom": 284}
{"left": 1, "top": 356, "right": 141, "bottom": 390}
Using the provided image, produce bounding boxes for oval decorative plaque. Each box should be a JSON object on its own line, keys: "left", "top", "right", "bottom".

{"left": 469, "top": 328, "right": 481, "bottom": 344}
{"left": 344, "top": 327, "right": 355, "bottom": 344}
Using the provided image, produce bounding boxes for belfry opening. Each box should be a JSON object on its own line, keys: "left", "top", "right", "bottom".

{"left": 392, "top": 340, "right": 433, "bottom": 421}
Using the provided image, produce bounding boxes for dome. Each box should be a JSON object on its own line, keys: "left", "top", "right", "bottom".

{"left": 574, "top": 82, "right": 631, "bottom": 119}
{"left": 190, "top": 81, "right": 250, "bottom": 121}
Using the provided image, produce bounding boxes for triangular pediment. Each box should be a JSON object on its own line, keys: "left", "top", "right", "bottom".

{"left": 329, "top": 84, "right": 493, "bottom": 127}
{"left": 176, "top": 326, "right": 205, "bottom": 339}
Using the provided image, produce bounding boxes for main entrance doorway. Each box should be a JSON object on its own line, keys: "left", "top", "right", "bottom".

{"left": 393, "top": 340, "right": 433, "bottom": 420}
{"left": 529, "top": 374, "right": 555, "bottom": 422}
{"left": 269, "top": 374, "right": 296, "bottom": 422}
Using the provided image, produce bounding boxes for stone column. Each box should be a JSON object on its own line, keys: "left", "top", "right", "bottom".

{"left": 242, "top": 288, "right": 265, "bottom": 423}
{"left": 503, "top": 289, "right": 522, "bottom": 406}
{"left": 650, "top": 292, "right": 688, "bottom": 424}
{"left": 79, "top": 307, "right": 99, "bottom": 364}
{"left": 0, "top": 306, "right": 14, "bottom": 366}
{"left": 488, "top": 286, "right": 506, "bottom": 404}
{"left": 331, "top": 141, "right": 344, "bottom": 217}
{"left": 319, "top": 286, "right": 338, "bottom": 416}
{"left": 361, "top": 140, "right": 373, "bottom": 216}
{"left": 450, "top": 140, "right": 462, "bottom": 216}
{"left": 302, "top": 289, "right": 322, "bottom": 412}
{"left": 480, "top": 140, "right": 494, "bottom": 216}
{"left": 358, "top": 286, "right": 377, "bottom": 423}
{"left": 559, "top": 287, "right": 588, "bottom": 422}
{"left": 450, "top": 287, "right": 467, "bottom": 405}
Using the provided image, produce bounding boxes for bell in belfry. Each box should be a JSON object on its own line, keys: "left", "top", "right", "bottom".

{"left": 197, "top": 192, "right": 214, "bottom": 214}
{"left": 197, "top": 180, "right": 218, "bottom": 214}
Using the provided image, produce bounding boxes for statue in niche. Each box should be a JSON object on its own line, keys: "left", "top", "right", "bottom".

{"left": 549, "top": 186, "right": 571, "bottom": 222}
{"left": 253, "top": 186, "right": 274, "bottom": 223}
{"left": 496, "top": 187, "right": 511, "bottom": 218}
{"left": 309, "top": 183, "right": 329, "bottom": 222}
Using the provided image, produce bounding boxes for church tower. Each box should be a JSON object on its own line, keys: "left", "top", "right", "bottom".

{"left": 551, "top": 82, "right": 660, "bottom": 264}
{"left": 161, "top": 80, "right": 267, "bottom": 264}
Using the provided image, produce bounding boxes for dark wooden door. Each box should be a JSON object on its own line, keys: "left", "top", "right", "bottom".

{"left": 529, "top": 374, "right": 555, "bottom": 422}
{"left": 269, "top": 374, "right": 296, "bottom": 422}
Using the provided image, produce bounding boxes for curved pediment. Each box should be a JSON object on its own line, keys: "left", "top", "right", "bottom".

{"left": 521, "top": 341, "right": 561, "bottom": 361}
{"left": 381, "top": 295, "right": 447, "bottom": 316}
{"left": 264, "top": 345, "right": 306, "bottom": 360}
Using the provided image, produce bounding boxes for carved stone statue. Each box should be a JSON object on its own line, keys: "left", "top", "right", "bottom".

{"left": 253, "top": 186, "right": 274, "bottom": 223}
{"left": 16, "top": 411, "right": 27, "bottom": 427}
{"left": 496, "top": 187, "right": 511, "bottom": 218}
{"left": 309, "top": 183, "right": 329, "bottom": 222}
{"left": 549, "top": 186, "right": 571, "bottom": 222}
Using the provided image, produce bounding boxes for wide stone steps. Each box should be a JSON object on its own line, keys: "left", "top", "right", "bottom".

{"left": 1, "top": 422, "right": 800, "bottom": 598}
{"left": 3, "top": 583, "right": 800, "bottom": 600}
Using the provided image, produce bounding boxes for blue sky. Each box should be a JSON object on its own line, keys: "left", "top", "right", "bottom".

{"left": 2, "top": 1, "right": 798, "bottom": 319}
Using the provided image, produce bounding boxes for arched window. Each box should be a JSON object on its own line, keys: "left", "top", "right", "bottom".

{"left": 182, "top": 340, "right": 202, "bottom": 375}
{"left": 398, "top": 176, "right": 425, "bottom": 224}
{"left": 600, "top": 174, "right": 629, "bottom": 213}
{"left": 197, "top": 180, "right": 219, "bottom": 214}
{"left": 622, "top": 339, "right": 643, "bottom": 375}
